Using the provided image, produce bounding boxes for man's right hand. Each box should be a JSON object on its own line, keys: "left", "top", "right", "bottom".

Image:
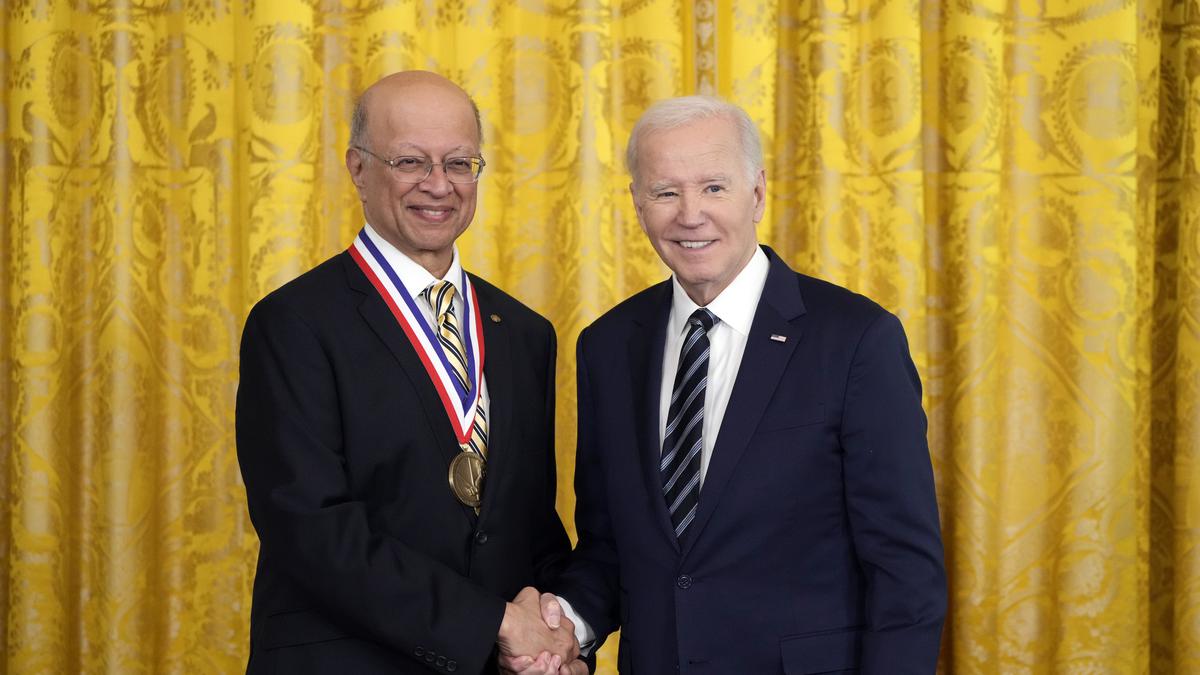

{"left": 497, "top": 587, "right": 580, "bottom": 667}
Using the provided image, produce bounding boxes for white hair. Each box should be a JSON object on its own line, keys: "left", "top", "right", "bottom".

{"left": 625, "top": 95, "right": 763, "bottom": 184}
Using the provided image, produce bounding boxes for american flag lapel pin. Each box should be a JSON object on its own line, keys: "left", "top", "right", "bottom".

{"left": 770, "top": 334, "right": 787, "bottom": 343}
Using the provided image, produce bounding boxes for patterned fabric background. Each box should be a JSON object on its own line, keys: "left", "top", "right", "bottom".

{"left": 2, "top": 0, "right": 1198, "bottom": 672}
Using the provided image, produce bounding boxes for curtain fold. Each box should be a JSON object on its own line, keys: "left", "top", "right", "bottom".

{"left": 2, "top": 0, "right": 1196, "bottom": 672}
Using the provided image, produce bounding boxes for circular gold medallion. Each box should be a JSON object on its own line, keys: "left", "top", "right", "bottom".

{"left": 448, "top": 451, "right": 485, "bottom": 509}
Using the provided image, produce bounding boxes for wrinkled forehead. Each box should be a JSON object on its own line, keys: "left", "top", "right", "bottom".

{"left": 636, "top": 120, "right": 744, "bottom": 182}
{"left": 368, "top": 87, "right": 480, "bottom": 151}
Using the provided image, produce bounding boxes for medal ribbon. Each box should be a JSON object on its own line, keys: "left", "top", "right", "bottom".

{"left": 348, "top": 228, "right": 485, "bottom": 444}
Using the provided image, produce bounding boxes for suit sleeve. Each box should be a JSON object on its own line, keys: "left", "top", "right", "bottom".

{"left": 546, "top": 328, "right": 622, "bottom": 647}
{"left": 236, "top": 296, "right": 505, "bottom": 673}
{"left": 840, "top": 311, "right": 947, "bottom": 673}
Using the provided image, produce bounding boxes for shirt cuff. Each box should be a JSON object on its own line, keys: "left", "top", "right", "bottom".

{"left": 555, "top": 595, "right": 597, "bottom": 656}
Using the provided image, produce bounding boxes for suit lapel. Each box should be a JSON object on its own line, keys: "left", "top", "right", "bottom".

{"left": 473, "top": 282, "right": 513, "bottom": 518}
{"left": 682, "top": 248, "right": 807, "bottom": 556}
{"left": 628, "top": 283, "right": 680, "bottom": 550}
{"left": 341, "top": 253, "right": 477, "bottom": 523}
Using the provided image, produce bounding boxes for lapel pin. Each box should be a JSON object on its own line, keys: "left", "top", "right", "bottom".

{"left": 490, "top": 314, "right": 502, "bottom": 323}
{"left": 769, "top": 334, "right": 787, "bottom": 343}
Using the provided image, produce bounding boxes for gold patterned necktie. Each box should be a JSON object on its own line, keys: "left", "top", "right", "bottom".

{"left": 424, "top": 281, "right": 470, "bottom": 392}
{"left": 423, "top": 281, "right": 488, "bottom": 458}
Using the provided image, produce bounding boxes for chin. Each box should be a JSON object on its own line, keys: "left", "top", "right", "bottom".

{"left": 409, "top": 225, "right": 460, "bottom": 243}
{"left": 674, "top": 264, "right": 714, "bottom": 282}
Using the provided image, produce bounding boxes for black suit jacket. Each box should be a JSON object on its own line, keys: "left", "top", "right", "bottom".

{"left": 554, "top": 247, "right": 946, "bottom": 674}
{"left": 236, "top": 251, "right": 571, "bottom": 674}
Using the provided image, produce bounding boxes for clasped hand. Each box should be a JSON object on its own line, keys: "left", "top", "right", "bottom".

{"left": 497, "top": 587, "right": 588, "bottom": 675}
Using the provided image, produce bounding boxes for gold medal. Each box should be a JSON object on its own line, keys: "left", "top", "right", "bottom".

{"left": 448, "top": 450, "right": 485, "bottom": 509}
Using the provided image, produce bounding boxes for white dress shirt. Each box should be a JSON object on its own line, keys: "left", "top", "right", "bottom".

{"left": 361, "top": 223, "right": 490, "bottom": 422}
{"left": 658, "top": 246, "right": 768, "bottom": 484}
{"left": 559, "top": 246, "right": 770, "bottom": 651}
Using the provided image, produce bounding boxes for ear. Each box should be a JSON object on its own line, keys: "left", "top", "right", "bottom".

{"left": 345, "top": 148, "right": 367, "bottom": 198}
{"left": 751, "top": 168, "right": 766, "bottom": 223}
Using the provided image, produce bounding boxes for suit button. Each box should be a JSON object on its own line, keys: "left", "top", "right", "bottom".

{"left": 436, "top": 655, "right": 446, "bottom": 667}
{"left": 447, "top": 660, "right": 457, "bottom": 672}
{"left": 425, "top": 652, "right": 435, "bottom": 663}
{"left": 474, "top": 530, "right": 488, "bottom": 545}
{"left": 676, "top": 574, "right": 692, "bottom": 589}
{"left": 415, "top": 647, "right": 425, "bottom": 657}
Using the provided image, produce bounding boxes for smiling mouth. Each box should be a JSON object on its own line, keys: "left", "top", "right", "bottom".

{"left": 411, "top": 207, "right": 453, "bottom": 220}
{"left": 678, "top": 240, "right": 714, "bottom": 249}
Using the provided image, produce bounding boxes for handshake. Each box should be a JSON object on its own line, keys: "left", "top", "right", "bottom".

{"left": 496, "top": 587, "right": 589, "bottom": 675}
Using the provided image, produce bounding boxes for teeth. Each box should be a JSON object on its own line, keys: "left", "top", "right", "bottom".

{"left": 680, "top": 240, "right": 713, "bottom": 249}
{"left": 416, "top": 208, "right": 449, "bottom": 217}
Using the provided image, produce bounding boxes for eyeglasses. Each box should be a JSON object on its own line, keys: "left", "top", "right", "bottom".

{"left": 353, "top": 146, "right": 486, "bottom": 184}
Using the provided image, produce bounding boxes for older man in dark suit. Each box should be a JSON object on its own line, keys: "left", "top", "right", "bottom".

{"left": 523, "top": 96, "right": 947, "bottom": 674}
{"left": 236, "top": 71, "right": 582, "bottom": 674}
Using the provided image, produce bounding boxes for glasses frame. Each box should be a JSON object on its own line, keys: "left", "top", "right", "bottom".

{"left": 352, "top": 146, "right": 486, "bottom": 184}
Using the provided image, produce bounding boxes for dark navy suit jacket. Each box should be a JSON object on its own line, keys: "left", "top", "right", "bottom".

{"left": 554, "top": 247, "right": 946, "bottom": 674}
{"left": 236, "top": 251, "right": 571, "bottom": 674}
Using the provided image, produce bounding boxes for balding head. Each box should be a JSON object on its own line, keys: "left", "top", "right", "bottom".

{"left": 349, "top": 71, "right": 482, "bottom": 150}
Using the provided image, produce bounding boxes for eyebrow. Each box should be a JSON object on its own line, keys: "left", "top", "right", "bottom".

{"left": 647, "top": 175, "right": 732, "bottom": 191}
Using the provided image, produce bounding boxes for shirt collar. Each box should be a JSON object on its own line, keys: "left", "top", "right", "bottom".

{"left": 669, "top": 246, "right": 769, "bottom": 338}
{"left": 363, "top": 222, "right": 465, "bottom": 298}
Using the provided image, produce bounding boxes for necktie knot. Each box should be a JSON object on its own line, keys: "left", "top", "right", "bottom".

{"left": 689, "top": 308, "right": 718, "bottom": 333}
{"left": 424, "top": 281, "right": 457, "bottom": 322}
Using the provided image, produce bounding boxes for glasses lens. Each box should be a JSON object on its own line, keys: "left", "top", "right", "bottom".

{"left": 392, "top": 157, "right": 429, "bottom": 174}
{"left": 444, "top": 158, "right": 476, "bottom": 178}
{"left": 445, "top": 158, "right": 484, "bottom": 184}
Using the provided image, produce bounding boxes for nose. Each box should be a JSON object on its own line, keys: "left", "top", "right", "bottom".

{"left": 417, "top": 163, "right": 453, "bottom": 198}
{"left": 678, "top": 192, "right": 705, "bottom": 227}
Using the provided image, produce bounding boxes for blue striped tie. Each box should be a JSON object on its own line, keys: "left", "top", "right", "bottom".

{"left": 662, "top": 308, "right": 717, "bottom": 541}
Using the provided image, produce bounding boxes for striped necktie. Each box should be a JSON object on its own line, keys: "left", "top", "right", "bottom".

{"left": 423, "top": 281, "right": 488, "bottom": 458}
{"left": 661, "top": 308, "right": 717, "bottom": 541}
{"left": 423, "top": 281, "right": 470, "bottom": 393}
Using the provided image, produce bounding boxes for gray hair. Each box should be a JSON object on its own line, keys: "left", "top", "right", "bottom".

{"left": 625, "top": 95, "right": 763, "bottom": 184}
{"left": 348, "top": 92, "right": 484, "bottom": 150}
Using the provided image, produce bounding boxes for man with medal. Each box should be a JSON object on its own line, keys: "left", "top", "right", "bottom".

{"left": 236, "top": 71, "right": 585, "bottom": 674}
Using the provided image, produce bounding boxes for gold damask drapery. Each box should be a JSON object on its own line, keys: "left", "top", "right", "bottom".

{"left": 2, "top": 0, "right": 1197, "bottom": 672}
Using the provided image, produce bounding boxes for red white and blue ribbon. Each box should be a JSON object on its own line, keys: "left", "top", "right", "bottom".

{"left": 348, "top": 228, "right": 485, "bottom": 444}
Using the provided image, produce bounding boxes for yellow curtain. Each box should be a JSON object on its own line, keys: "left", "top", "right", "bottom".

{"left": 2, "top": 0, "right": 1197, "bottom": 672}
